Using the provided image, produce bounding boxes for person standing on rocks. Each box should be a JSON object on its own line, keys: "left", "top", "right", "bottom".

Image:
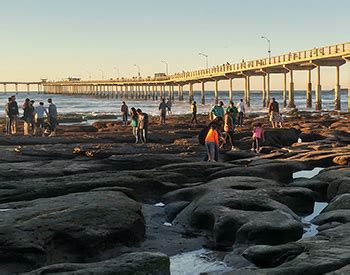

{"left": 191, "top": 101, "right": 198, "bottom": 125}
{"left": 166, "top": 98, "right": 172, "bottom": 116}
{"left": 251, "top": 122, "right": 265, "bottom": 153}
{"left": 226, "top": 101, "right": 238, "bottom": 126}
{"left": 8, "top": 95, "right": 19, "bottom": 134}
{"left": 223, "top": 109, "right": 235, "bottom": 150}
{"left": 137, "top": 108, "right": 148, "bottom": 143}
{"left": 130, "top": 107, "right": 139, "bottom": 143}
{"left": 34, "top": 102, "right": 48, "bottom": 136}
{"left": 205, "top": 123, "right": 219, "bottom": 162}
{"left": 236, "top": 99, "right": 245, "bottom": 127}
{"left": 22, "top": 98, "right": 34, "bottom": 136}
{"left": 4, "top": 97, "right": 12, "bottom": 135}
{"left": 159, "top": 98, "right": 167, "bottom": 125}
{"left": 121, "top": 101, "right": 128, "bottom": 126}
{"left": 210, "top": 101, "right": 225, "bottom": 120}
{"left": 29, "top": 100, "right": 36, "bottom": 134}
{"left": 268, "top": 98, "right": 280, "bottom": 128}
{"left": 47, "top": 98, "right": 58, "bottom": 137}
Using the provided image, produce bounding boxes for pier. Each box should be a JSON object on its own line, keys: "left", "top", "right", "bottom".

{"left": 0, "top": 82, "right": 43, "bottom": 94}
{"left": 3, "top": 42, "right": 350, "bottom": 111}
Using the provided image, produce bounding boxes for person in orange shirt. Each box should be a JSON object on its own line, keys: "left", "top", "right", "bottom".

{"left": 205, "top": 123, "right": 219, "bottom": 162}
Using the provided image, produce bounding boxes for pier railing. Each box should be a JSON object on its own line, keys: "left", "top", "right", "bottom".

{"left": 40, "top": 42, "right": 350, "bottom": 86}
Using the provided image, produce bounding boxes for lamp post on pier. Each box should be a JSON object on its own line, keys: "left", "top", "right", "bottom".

{"left": 198, "top": 52, "right": 209, "bottom": 69}
{"left": 99, "top": 69, "right": 104, "bottom": 80}
{"left": 134, "top": 64, "right": 141, "bottom": 78}
{"left": 86, "top": 71, "right": 91, "bottom": 80}
{"left": 261, "top": 36, "right": 271, "bottom": 58}
{"left": 114, "top": 67, "right": 120, "bottom": 78}
{"left": 161, "top": 60, "right": 169, "bottom": 75}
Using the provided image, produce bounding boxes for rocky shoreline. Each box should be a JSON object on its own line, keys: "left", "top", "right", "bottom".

{"left": 0, "top": 111, "right": 349, "bottom": 274}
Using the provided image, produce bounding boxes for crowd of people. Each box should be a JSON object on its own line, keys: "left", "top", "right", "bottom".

{"left": 120, "top": 101, "right": 149, "bottom": 144}
{"left": 201, "top": 98, "right": 283, "bottom": 162}
{"left": 3, "top": 94, "right": 283, "bottom": 162}
{"left": 4, "top": 95, "right": 58, "bottom": 137}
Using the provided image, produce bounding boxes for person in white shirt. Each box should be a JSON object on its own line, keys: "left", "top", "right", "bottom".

{"left": 34, "top": 102, "right": 48, "bottom": 136}
{"left": 236, "top": 99, "right": 245, "bottom": 127}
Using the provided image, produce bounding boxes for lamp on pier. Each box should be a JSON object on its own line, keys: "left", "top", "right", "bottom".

{"left": 86, "top": 71, "right": 92, "bottom": 80}
{"left": 134, "top": 64, "right": 141, "bottom": 78}
{"left": 113, "top": 67, "right": 120, "bottom": 79}
{"left": 198, "top": 52, "right": 209, "bottom": 69}
{"left": 261, "top": 36, "right": 271, "bottom": 58}
{"left": 99, "top": 69, "right": 104, "bottom": 80}
{"left": 161, "top": 60, "right": 169, "bottom": 75}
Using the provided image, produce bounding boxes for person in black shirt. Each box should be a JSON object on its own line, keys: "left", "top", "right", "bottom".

{"left": 8, "top": 95, "right": 19, "bottom": 134}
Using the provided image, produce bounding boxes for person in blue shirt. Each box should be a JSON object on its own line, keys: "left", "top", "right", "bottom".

{"left": 210, "top": 101, "right": 225, "bottom": 120}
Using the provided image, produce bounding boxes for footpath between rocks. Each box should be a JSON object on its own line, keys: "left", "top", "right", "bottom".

{"left": 0, "top": 112, "right": 349, "bottom": 274}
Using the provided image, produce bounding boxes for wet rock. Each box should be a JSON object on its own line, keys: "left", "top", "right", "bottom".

{"left": 171, "top": 179, "right": 303, "bottom": 248}
{"left": 299, "top": 132, "right": 326, "bottom": 142}
{"left": 242, "top": 243, "right": 304, "bottom": 268}
{"left": 232, "top": 225, "right": 350, "bottom": 274}
{"left": 263, "top": 128, "right": 300, "bottom": 147}
{"left": 209, "top": 160, "right": 303, "bottom": 183}
{"left": 312, "top": 210, "right": 350, "bottom": 225}
{"left": 106, "top": 153, "right": 194, "bottom": 170}
{"left": 290, "top": 178, "right": 329, "bottom": 201}
{"left": 323, "top": 194, "right": 350, "bottom": 212}
{"left": 0, "top": 159, "right": 109, "bottom": 182}
{"left": 0, "top": 170, "right": 180, "bottom": 204}
{"left": 164, "top": 201, "right": 190, "bottom": 222}
{"left": 0, "top": 191, "right": 144, "bottom": 273}
{"left": 318, "top": 167, "right": 350, "bottom": 201}
{"left": 26, "top": 252, "right": 170, "bottom": 275}
{"left": 257, "top": 186, "right": 315, "bottom": 215}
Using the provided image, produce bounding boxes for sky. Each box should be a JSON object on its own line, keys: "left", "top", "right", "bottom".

{"left": 0, "top": 0, "right": 349, "bottom": 90}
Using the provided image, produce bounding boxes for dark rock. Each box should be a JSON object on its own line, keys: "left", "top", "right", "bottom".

{"left": 164, "top": 201, "right": 190, "bottom": 222}
{"left": 0, "top": 191, "right": 144, "bottom": 272}
{"left": 312, "top": 210, "right": 350, "bottom": 225}
{"left": 172, "top": 181, "right": 303, "bottom": 248}
{"left": 242, "top": 243, "right": 304, "bottom": 268}
{"left": 299, "top": 132, "right": 326, "bottom": 142}
{"left": 263, "top": 128, "right": 300, "bottom": 147}
{"left": 324, "top": 194, "right": 350, "bottom": 212}
{"left": 209, "top": 160, "right": 303, "bottom": 183}
{"left": 290, "top": 178, "right": 329, "bottom": 202}
{"left": 26, "top": 252, "right": 170, "bottom": 275}
{"left": 232, "top": 223, "right": 350, "bottom": 274}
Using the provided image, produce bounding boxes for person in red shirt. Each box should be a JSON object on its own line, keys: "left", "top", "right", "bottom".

{"left": 205, "top": 123, "right": 219, "bottom": 162}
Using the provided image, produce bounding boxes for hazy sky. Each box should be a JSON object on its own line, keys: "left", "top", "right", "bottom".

{"left": 0, "top": 0, "right": 349, "bottom": 90}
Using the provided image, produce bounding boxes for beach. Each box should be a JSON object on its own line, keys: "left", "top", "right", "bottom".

{"left": 0, "top": 110, "right": 349, "bottom": 274}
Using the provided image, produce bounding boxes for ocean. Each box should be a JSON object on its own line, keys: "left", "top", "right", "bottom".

{"left": 0, "top": 90, "right": 348, "bottom": 118}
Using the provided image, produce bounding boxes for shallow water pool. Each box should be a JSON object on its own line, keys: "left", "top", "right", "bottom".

{"left": 170, "top": 249, "right": 232, "bottom": 275}
{"left": 301, "top": 202, "right": 328, "bottom": 238}
{"left": 293, "top": 167, "right": 324, "bottom": 179}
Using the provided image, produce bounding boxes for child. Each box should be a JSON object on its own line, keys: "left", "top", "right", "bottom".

{"left": 252, "top": 122, "right": 265, "bottom": 153}
{"left": 205, "top": 123, "right": 219, "bottom": 162}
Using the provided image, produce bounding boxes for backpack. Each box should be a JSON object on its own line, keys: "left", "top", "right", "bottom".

{"left": 198, "top": 126, "right": 209, "bottom": 145}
